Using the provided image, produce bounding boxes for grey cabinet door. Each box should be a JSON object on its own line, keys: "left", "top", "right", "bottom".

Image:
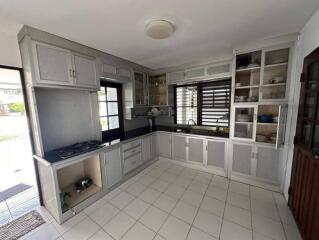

{"left": 151, "top": 134, "right": 157, "bottom": 159}
{"left": 256, "top": 146, "right": 280, "bottom": 183}
{"left": 172, "top": 135, "right": 186, "bottom": 161}
{"left": 33, "top": 41, "right": 73, "bottom": 85}
{"left": 142, "top": 136, "right": 151, "bottom": 163}
{"left": 188, "top": 137, "right": 204, "bottom": 164}
{"left": 157, "top": 133, "right": 171, "bottom": 158}
{"left": 105, "top": 147, "right": 122, "bottom": 188}
{"left": 73, "top": 54, "right": 97, "bottom": 87}
{"left": 232, "top": 143, "right": 252, "bottom": 175}
{"left": 207, "top": 140, "right": 225, "bottom": 168}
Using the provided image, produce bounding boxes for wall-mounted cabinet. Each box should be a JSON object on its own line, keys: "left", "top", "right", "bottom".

{"left": 149, "top": 74, "right": 167, "bottom": 106}
{"left": 134, "top": 72, "right": 148, "bottom": 105}
{"left": 31, "top": 41, "right": 98, "bottom": 89}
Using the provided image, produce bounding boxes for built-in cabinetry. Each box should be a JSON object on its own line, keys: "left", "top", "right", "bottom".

{"left": 157, "top": 132, "right": 172, "bottom": 159}
{"left": 149, "top": 74, "right": 167, "bottom": 105}
{"left": 134, "top": 72, "right": 148, "bottom": 105}
{"left": 103, "top": 146, "right": 122, "bottom": 188}
{"left": 32, "top": 41, "right": 98, "bottom": 89}
{"left": 142, "top": 135, "right": 152, "bottom": 163}
{"left": 172, "top": 135, "right": 187, "bottom": 161}
{"left": 122, "top": 139, "right": 142, "bottom": 175}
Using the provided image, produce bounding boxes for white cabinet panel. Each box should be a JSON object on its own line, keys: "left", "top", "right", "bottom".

{"left": 142, "top": 136, "right": 152, "bottom": 163}
{"left": 123, "top": 153, "right": 142, "bottom": 174}
{"left": 157, "top": 133, "right": 171, "bottom": 159}
{"left": 188, "top": 137, "right": 204, "bottom": 164}
{"left": 232, "top": 143, "right": 252, "bottom": 175}
{"left": 151, "top": 134, "right": 157, "bottom": 159}
{"left": 172, "top": 135, "right": 186, "bottom": 161}
{"left": 207, "top": 140, "right": 225, "bottom": 168}
{"left": 33, "top": 41, "right": 73, "bottom": 85}
{"left": 256, "top": 146, "right": 280, "bottom": 183}
{"left": 102, "top": 64, "right": 117, "bottom": 74}
{"left": 104, "top": 147, "right": 122, "bottom": 188}
{"left": 73, "top": 54, "right": 97, "bottom": 87}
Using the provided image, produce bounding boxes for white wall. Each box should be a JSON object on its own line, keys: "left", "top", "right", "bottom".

{"left": 283, "top": 8, "right": 319, "bottom": 199}
{"left": 0, "top": 33, "right": 22, "bottom": 67}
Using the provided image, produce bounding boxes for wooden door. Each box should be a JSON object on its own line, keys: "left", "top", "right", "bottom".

{"left": 73, "top": 54, "right": 97, "bottom": 87}
{"left": 289, "top": 47, "right": 319, "bottom": 240}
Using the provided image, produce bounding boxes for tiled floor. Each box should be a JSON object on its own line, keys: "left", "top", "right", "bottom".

{"left": 15, "top": 160, "right": 301, "bottom": 240}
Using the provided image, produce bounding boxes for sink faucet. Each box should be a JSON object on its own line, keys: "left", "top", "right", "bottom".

{"left": 187, "top": 119, "right": 196, "bottom": 126}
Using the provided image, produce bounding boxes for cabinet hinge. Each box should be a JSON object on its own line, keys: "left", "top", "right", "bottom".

{"left": 300, "top": 73, "right": 305, "bottom": 83}
{"left": 288, "top": 186, "right": 293, "bottom": 195}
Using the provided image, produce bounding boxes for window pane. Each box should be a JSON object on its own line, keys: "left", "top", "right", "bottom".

{"left": 100, "top": 117, "right": 108, "bottom": 131}
{"left": 99, "top": 102, "right": 107, "bottom": 116}
{"left": 98, "top": 87, "right": 106, "bottom": 101}
{"left": 176, "top": 107, "right": 197, "bottom": 125}
{"left": 109, "top": 116, "right": 119, "bottom": 129}
{"left": 107, "top": 87, "right": 118, "bottom": 101}
{"left": 107, "top": 102, "right": 118, "bottom": 115}
{"left": 301, "top": 121, "right": 312, "bottom": 146}
{"left": 304, "top": 94, "right": 316, "bottom": 119}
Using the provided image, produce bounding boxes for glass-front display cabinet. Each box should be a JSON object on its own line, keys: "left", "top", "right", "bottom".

{"left": 233, "top": 106, "right": 256, "bottom": 140}
{"left": 149, "top": 74, "right": 167, "bottom": 105}
{"left": 134, "top": 71, "right": 147, "bottom": 105}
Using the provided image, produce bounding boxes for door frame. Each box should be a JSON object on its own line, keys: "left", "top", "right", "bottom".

{"left": 0, "top": 64, "right": 42, "bottom": 204}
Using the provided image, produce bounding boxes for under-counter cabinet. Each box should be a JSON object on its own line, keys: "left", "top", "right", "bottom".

{"left": 157, "top": 132, "right": 172, "bottom": 159}
{"left": 103, "top": 146, "right": 122, "bottom": 188}
{"left": 206, "top": 139, "right": 227, "bottom": 173}
{"left": 141, "top": 135, "right": 152, "bottom": 163}
{"left": 172, "top": 135, "right": 187, "bottom": 161}
{"left": 122, "top": 139, "right": 142, "bottom": 175}
{"left": 188, "top": 136, "right": 204, "bottom": 164}
{"left": 31, "top": 41, "right": 98, "bottom": 88}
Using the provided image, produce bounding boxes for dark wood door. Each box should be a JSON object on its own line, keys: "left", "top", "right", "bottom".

{"left": 289, "top": 47, "right": 319, "bottom": 240}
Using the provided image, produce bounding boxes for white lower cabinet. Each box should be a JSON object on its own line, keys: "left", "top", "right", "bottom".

{"left": 157, "top": 132, "right": 172, "bottom": 158}
{"left": 123, "top": 153, "right": 142, "bottom": 174}
{"left": 172, "top": 135, "right": 187, "bottom": 161}
{"left": 151, "top": 134, "right": 157, "bottom": 159}
{"left": 188, "top": 137, "right": 204, "bottom": 164}
{"left": 206, "top": 139, "right": 227, "bottom": 170}
{"left": 104, "top": 147, "right": 122, "bottom": 188}
{"left": 142, "top": 135, "right": 152, "bottom": 163}
{"left": 231, "top": 142, "right": 282, "bottom": 185}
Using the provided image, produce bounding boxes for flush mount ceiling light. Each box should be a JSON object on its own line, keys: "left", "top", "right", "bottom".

{"left": 145, "top": 20, "right": 175, "bottom": 39}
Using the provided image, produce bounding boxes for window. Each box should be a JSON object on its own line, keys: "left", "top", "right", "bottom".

{"left": 174, "top": 79, "right": 231, "bottom": 129}
{"left": 98, "top": 81, "right": 123, "bottom": 142}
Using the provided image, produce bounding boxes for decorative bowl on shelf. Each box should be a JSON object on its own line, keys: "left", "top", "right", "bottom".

{"left": 258, "top": 115, "right": 273, "bottom": 123}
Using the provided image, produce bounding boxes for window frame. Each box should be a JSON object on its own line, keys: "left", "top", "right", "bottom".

{"left": 173, "top": 79, "right": 231, "bottom": 128}
{"left": 99, "top": 80, "right": 124, "bottom": 142}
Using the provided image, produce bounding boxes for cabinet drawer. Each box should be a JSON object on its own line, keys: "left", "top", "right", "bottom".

{"left": 123, "top": 153, "right": 142, "bottom": 174}
{"left": 122, "top": 139, "right": 141, "bottom": 151}
{"left": 123, "top": 146, "right": 141, "bottom": 159}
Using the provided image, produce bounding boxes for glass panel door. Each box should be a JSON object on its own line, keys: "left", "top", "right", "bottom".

{"left": 234, "top": 106, "right": 256, "bottom": 140}
{"left": 134, "top": 72, "right": 145, "bottom": 105}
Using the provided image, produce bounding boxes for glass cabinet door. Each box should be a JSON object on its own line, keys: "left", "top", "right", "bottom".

{"left": 233, "top": 106, "right": 256, "bottom": 140}
{"left": 134, "top": 72, "right": 146, "bottom": 105}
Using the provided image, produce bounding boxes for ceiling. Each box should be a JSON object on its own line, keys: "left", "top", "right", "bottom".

{"left": 0, "top": 0, "right": 318, "bottom": 70}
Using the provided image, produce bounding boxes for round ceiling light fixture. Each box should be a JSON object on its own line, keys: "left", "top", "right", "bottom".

{"left": 145, "top": 20, "right": 175, "bottom": 39}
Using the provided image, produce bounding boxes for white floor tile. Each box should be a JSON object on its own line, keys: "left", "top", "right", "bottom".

{"left": 119, "top": 179, "right": 135, "bottom": 190}
{"left": 253, "top": 232, "right": 274, "bottom": 240}
{"left": 123, "top": 198, "right": 150, "bottom": 220}
{"left": 122, "top": 222, "right": 155, "bottom": 240}
{"left": 251, "top": 198, "right": 280, "bottom": 222}
{"left": 206, "top": 186, "right": 228, "bottom": 202}
{"left": 25, "top": 223, "right": 60, "bottom": 240}
{"left": 224, "top": 204, "right": 251, "bottom": 229}
{"left": 283, "top": 224, "right": 302, "bottom": 240}
{"left": 103, "top": 211, "right": 135, "bottom": 240}
{"left": 220, "top": 220, "right": 252, "bottom": 240}
{"left": 139, "top": 188, "right": 161, "bottom": 204}
{"left": 159, "top": 172, "right": 177, "bottom": 183}
{"left": 159, "top": 215, "right": 191, "bottom": 240}
{"left": 171, "top": 201, "right": 198, "bottom": 224}
{"left": 210, "top": 176, "right": 229, "bottom": 190}
{"left": 227, "top": 192, "right": 250, "bottom": 210}
{"left": 277, "top": 205, "right": 297, "bottom": 227}
{"left": 139, "top": 206, "right": 168, "bottom": 232}
{"left": 138, "top": 175, "right": 157, "bottom": 186}
{"left": 153, "top": 234, "right": 166, "bottom": 240}
{"left": 164, "top": 184, "right": 186, "bottom": 199}
{"left": 181, "top": 189, "right": 204, "bottom": 207}
{"left": 89, "top": 202, "right": 119, "bottom": 226}
{"left": 200, "top": 196, "right": 225, "bottom": 217}
{"left": 125, "top": 182, "right": 147, "bottom": 196}
{"left": 147, "top": 169, "right": 164, "bottom": 178}
{"left": 179, "top": 169, "right": 198, "bottom": 179}
{"left": 53, "top": 212, "right": 87, "bottom": 234}
{"left": 250, "top": 187, "right": 275, "bottom": 204}
{"left": 193, "top": 210, "right": 222, "bottom": 238}
{"left": 174, "top": 177, "right": 193, "bottom": 188}
{"left": 252, "top": 214, "right": 286, "bottom": 240}
{"left": 109, "top": 191, "right": 135, "bottom": 209}
{"left": 88, "top": 229, "right": 113, "bottom": 240}
{"left": 149, "top": 180, "right": 170, "bottom": 192}
{"left": 193, "top": 174, "right": 211, "bottom": 185}
{"left": 166, "top": 165, "right": 185, "bottom": 175}
{"left": 103, "top": 188, "right": 122, "bottom": 201}
{"left": 187, "top": 227, "right": 217, "bottom": 240}
{"left": 229, "top": 181, "right": 250, "bottom": 196}
{"left": 154, "top": 194, "right": 178, "bottom": 213}
{"left": 84, "top": 199, "right": 107, "bottom": 215}
{"left": 63, "top": 218, "right": 100, "bottom": 240}
{"left": 188, "top": 180, "right": 208, "bottom": 195}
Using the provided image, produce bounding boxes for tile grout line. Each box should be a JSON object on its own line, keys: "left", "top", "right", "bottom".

{"left": 217, "top": 177, "right": 230, "bottom": 240}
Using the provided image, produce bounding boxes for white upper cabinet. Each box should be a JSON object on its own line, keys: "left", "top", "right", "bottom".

{"left": 32, "top": 41, "right": 98, "bottom": 89}
{"left": 32, "top": 41, "right": 74, "bottom": 86}
{"left": 185, "top": 67, "right": 205, "bottom": 80}
{"left": 102, "top": 64, "right": 117, "bottom": 75}
{"left": 167, "top": 71, "right": 185, "bottom": 83}
{"left": 73, "top": 54, "right": 97, "bottom": 88}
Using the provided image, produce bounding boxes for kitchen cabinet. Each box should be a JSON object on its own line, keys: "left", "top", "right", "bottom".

{"left": 122, "top": 139, "right": 142, "bottom": 175}
{"left": 32, "top": 41, "right": 98, "bottom": 88}
{"left": 134, "top": 71, "right": 148, "bottom": 105}
{"left": 188, "top": 137, "right": 204, "bottom": 164}
{"left": 232, "top": 143, "right": 253, "bottom": 176}
{"left": 104, "top": 147, "right": 122, "bottom": 188}
{"left": 151, "top": 133, "right": 157, "bottom": 159}
{"left": 32, "top": 41, "right": 74, "bottom": 86}
{"left": 233, "top": 105, "right": 257, "bottom": 141}
{"left": 172, "top": 135, "right": 187, "bottom": 161}
{"left": 142, "top": 135, "right": 152, "bottom": 163}
{"left": 206, "top": 139, "right": 226, "bottom": 169}
{"left": 148, "top": 74, "right": 167, "bottom": 105}
{"left": 157, "top": 132, "right": 171, "bottom": 159}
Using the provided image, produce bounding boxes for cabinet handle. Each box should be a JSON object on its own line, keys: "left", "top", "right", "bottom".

{"left": 69, "top": 69, "right": 73, "bottom": 78}
{"left": 73, "top": 70, "right": 76, "bottom": 78}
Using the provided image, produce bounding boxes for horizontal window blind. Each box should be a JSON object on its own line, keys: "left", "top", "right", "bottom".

{"left": 176, "top": 86, "right": 198, "bottom": 125}
{"left": 201, "top": 80, "right": 231, "bottom": 127}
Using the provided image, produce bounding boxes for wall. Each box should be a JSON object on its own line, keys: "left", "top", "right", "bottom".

{"left": 0, "top": 33, "right": 22, "bottom": 67}
{"left": 283, "top": 8, "right": 319, "bottom": 199}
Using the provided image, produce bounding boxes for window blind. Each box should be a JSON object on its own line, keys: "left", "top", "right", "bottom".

{"left": 175, "top": 85, "right": 198, "bottom": 125}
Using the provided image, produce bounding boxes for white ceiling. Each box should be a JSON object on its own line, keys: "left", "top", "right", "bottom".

{"left": 0, "top": 0, "right": 318, "bottom": 70}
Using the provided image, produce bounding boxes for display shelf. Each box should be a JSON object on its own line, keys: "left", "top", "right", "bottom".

{"left": 235, "top": 121, "right": 253, "bottom": 124}
{"left": 264, "top": 62, "right": 288, "bottom": 68}
{"left": 236, "top": 66, "right": 261, "bottom": 72}
{"left": 262, "top": 83, "right": 286, "bottom": 87}
{"left": 257, "top": 122, "right": 278, "bottom": 126}
{"left": 235, "top": 85, "right": 259, "bottom": 89}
